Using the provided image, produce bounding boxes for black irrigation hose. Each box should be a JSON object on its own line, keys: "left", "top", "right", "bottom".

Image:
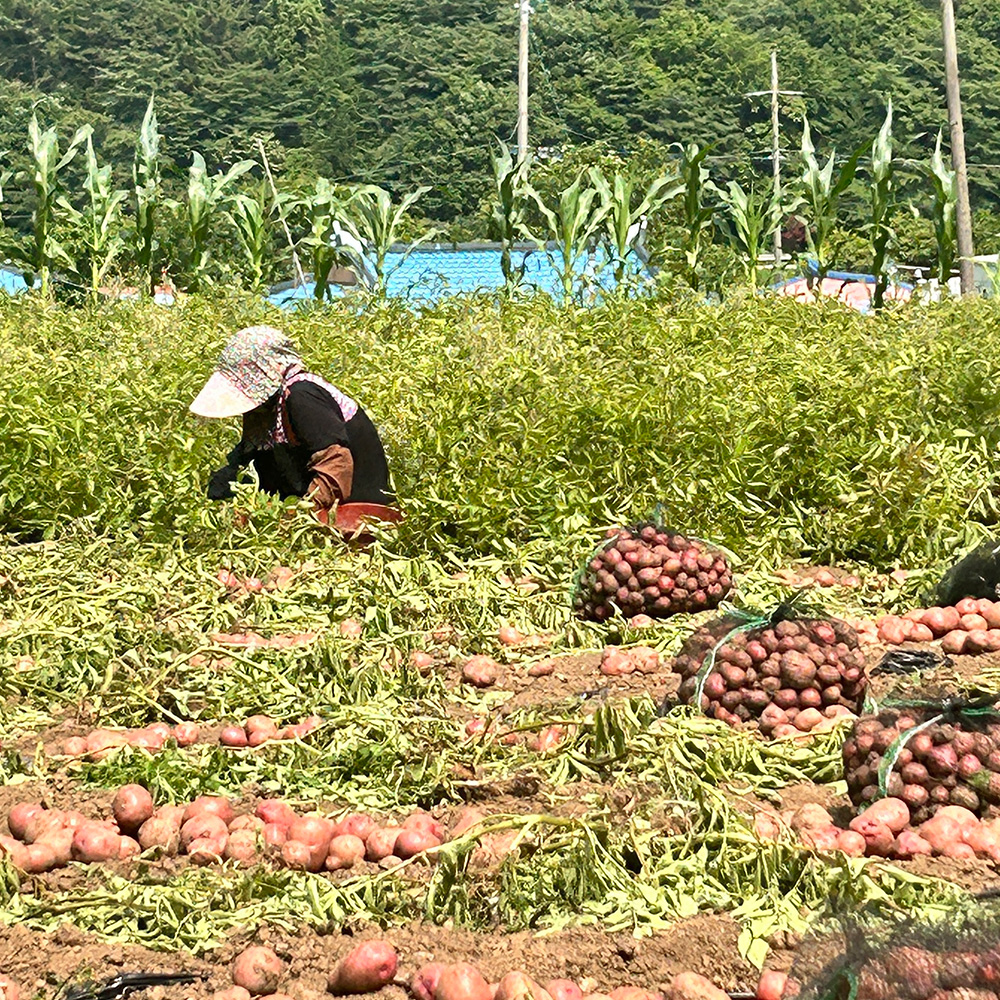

{"left": 63, "top": 972, "right": 205, "bottom": 1000}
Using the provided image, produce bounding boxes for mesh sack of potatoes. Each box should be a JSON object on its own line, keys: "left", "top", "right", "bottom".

{"left": 780, "top": 893, "right": 1000, "bottom": 999}
{"left": 572, "top": 522, "right": 733, "bottom": 622}
{"left": 671, "top": 604, "right": 867, "bottom": 733}
{"left": 843, "top": 691, "right": 1000, "bottom": 824}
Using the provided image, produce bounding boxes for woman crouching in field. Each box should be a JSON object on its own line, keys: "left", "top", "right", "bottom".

{"left": 190, "top": 325, "right": 394, "bottom": 513}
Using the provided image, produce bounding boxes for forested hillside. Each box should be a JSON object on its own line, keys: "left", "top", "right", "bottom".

{"left": 1, "top": 0, "right": 999, "bottom": 231}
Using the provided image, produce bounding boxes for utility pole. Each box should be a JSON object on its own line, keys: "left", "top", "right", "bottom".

{"left": 745, "top": 59, "right": 801, "bottom": 270}
{"left": 941, "top": 0, "right": 975, "bottom": 295}
{"left": 770, "top": 51, "right": 782, "bottom": 266}
{"left": 517, "top": 0, "right": 530, "bottom": 163}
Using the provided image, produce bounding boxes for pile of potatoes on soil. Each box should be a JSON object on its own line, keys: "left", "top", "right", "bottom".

{"left": 214, "top": 942, "right": 792, "bottom": 1000}
{"left": 0, "top": 791, "right": 492, "bottom": 875}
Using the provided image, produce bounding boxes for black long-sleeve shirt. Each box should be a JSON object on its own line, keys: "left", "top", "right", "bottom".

{"left": 209, "top": 381, "right": 394, "bottom": 505}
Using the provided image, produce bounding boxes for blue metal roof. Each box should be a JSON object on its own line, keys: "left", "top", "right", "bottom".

{"left": 268, "top": 243, "right": 652, "bottom": 308}
{"left": 0, "top": 268, "right": 29, "bottom": 295}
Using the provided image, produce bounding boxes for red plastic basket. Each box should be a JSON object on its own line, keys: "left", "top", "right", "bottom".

{"left": 333, "top": 502, "right": 403, "bottom": 534}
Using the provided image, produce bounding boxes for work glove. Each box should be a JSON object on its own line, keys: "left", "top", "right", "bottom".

{"left": 207, "top": 465, "right": 238, "bottom": 500}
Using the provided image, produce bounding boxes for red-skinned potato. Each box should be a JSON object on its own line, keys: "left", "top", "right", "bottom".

{"left": 220, "top": 726, "right": 249, "bottom": 748}
{"left": 184, "top": 796, "right": 235, "bottom": 827}
{"left": 174, "top": 722, "right": 200, "bottom": 746}
{"left": 38, "top": 826, "right": 74, "bottom": 866}
{"left": 138, "top": 816, "right": 181, "bottom": 856}
{"left": 213, "top": 989, "right": 251, "bottom": 1000}
{"left": 22, "top": 811, "right": 64, "bottom": 845}
{"left": 835, "top": 830, "right": 867, "bottom": 857}
{"left": 609, "top": 988, "right": 662, "bottom": 1000}
{"left": 394, "top": 828, "right": 442, "bottom": 860}
{"left": 257, "top": 801, "right": 298, "bottom": 829}
{"left": 918, "top": 814, "right": 964, "bottom": 854}
{"left": 790, "top": 804, "right": 833, "bottom": 833}
{"left": 0, "top": 835, "right": 28, "bottom": 870}
{"left": 365, "top": 826, "right": 401, "bottom": 862}
{"left": 326, "top": 834, "right": 366, "bottom": 871}
{"left": 180, "top": 813, "right": 228, "bottom": 850}
{"left": 403, "top": 811, "right": 444, "bottom": 840}
{"left": 0, "top": 976, "right": 19, "bottom": 1000}
{"left": 8, "top": 803, "right": 44, "bottom": 841}
{"left": 410, "top": 651, "right": 434, "bottom": 674}
{"left": 327, "top": 940, "right": 398, "bottom": 995}
{"left": 665, "top": 973, "right": 726, "bottom": 1000}
{"left": 462, "top": 655, "right": 499, "bottom": 688}
{"left": 225, "top": 829, "right": 260, "bottom": 864}
{"left": 187, "top": 834, "right": 228, "bottom": 864}
{"left": 71, "top": 823, "right": 121, "bottom": 863}
{"left": 856, "top": 797, "right": 910, "bottom": 834}
{"left": 894, "top": 830, "right": 933, "bottom": 858}
{"left": 280, "top": 839, "right": 313, "bottom": 870}
{"left": 799, "top": 826, "right": 839, "bottom": 852}
{"left": 288, "top": 815, "right": 334, "bottom": 849}
{"left": 411, "top": 963, "right": 446, "bottom": 1000}
{"left": 119, "top": 836, "right": 141, "bottom": 860}
{"left": 230, "top": 815, "right": 265, "bottom": 833}
{"left": 22, "top": 842, "right": 58, "bottom": 873}
{"left": 546, "top": 981, "right": 583, "bottom": 1000}
{"left": 263, "top": 824, "right": 288, "bottom": 849}
{"left": 61, "top": 736, "right": 88, "bottom": 756}
{"left": 964, "top": 823, "right": 1000, "bottom": 860}
{"left": 495, "top": 973, "right": 553, "bottom": 1000}
{"left": 434, "top": 964, "right": 492, "bottom": 1000}
{"left": 232, "top": 945, "right": 283, "bottom": 997}
{"left": 334, "top": 812, "right": 376, "bottom": 841}
{"left": 756, "top": 971, "right": 787, "bottom": 1000}
{"left": 112, "top": 784, "right": 154, "bottom": 833}
{"left": 941, "top": 630, "right": 967, "bottom": 654}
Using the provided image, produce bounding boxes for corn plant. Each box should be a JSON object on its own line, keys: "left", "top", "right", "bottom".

{"left": 294, "top": 177, "right": 364, "bottom": 301}
{"left": 589, "top": 166, "right": 683, "bottom": 285}
{"left": 132, "top": 94, "right": 161, "bottom": 297}
{"left": 345, "top": 183, "right": 435, "bottom": 299}
{"left": 57, "top": 133, "right": 127, "bottom": 303}
{"left": 525, "top": 173, "right": 608, "bottom": 302}
{"left": 714, "top": 178, "right": 793, "bottom": 289}
{"left": 868, "top": 101, "right": 895, "bottom": 311}
{"left": 178, "top": 151, "right": 254, "bottom": 292}
{"left": 672, "top": 143, "right": 716, "bottom": 292}
{"left": 798, "top": 118, "right": 863, "bottom": 292}
{"left": 929, "top": 130, "right": 957, "bottom": 287}
{"left": 491, "top": 142, "right": 531, "bottom": 293}
{"left": 18, "top": 116, "right": 92, "bottom": 297}
{"left": 226, "top": 181, "right": 278, "bottom": 291}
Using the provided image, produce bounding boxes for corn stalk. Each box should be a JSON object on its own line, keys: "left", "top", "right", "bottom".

{"left": 179, "top": 152, "right": 254, "bottom": 292}
{"left": 714, "top": 178, "right": 794, "bottom": 290}
{"left": 491, "top": 143, "right": 531, "bottom": 293}
{"left": 21, "top": 116, "right": 92, "bottom": 297}
{"left": 798, "top": 118, "right": 863, "bottom": 293}
{"left": 589, "top": 166, "right": 683, "bottom": 284}
{"left": 672, "top": 143, "right": 716, "bottom": 292}
{"left": 868, "top": 101, "right": 895, "bottom": 311}
{"left": 57, "top": 133, "right": 127, "bottom": 304}
{"left": 345, "top": 184, "right": 435, "bottom": 299}
{"left": 226, "top": 182, "right": 277, "bottom": 292}
{"left": 525, "top": 173, "right": 608, "bottom": 303}
{"left": 132, "top": 95, "right": 161, "bottom": 297}
{"left": 294, "top": 178, "right": 364, "bottom": 302}
{"left": 929, "top": 130, "right": 957, "bottom": 287}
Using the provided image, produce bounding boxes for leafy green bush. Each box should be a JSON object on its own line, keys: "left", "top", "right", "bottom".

{"left": 3, "top": 293, "right": 1000, "bottom": 568}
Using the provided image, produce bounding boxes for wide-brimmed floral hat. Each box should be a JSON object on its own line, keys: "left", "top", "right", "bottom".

{"left": 190, "top": 326, "right": 301, "bottom": 418}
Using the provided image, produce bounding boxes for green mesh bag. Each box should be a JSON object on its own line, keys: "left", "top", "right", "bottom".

{"left": 572, "top": 521, "right": 733, "bottom": 622}
{"left": 782, "top": 894, "right": 1000, "bottom": 999}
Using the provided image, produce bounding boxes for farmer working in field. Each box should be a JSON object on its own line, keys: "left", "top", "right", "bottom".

{"left": 190, "top": 325, "right": 394, "bottom": 511}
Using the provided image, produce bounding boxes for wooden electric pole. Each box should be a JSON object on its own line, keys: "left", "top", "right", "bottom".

{"left": 941, "top": 0, "right": 976, "bottom": 295}
{"left": 770, "top": 51, "right": 782, "bottom": 265}
{"left": 517, "top": 0, "right": 530, "bottom": 163}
